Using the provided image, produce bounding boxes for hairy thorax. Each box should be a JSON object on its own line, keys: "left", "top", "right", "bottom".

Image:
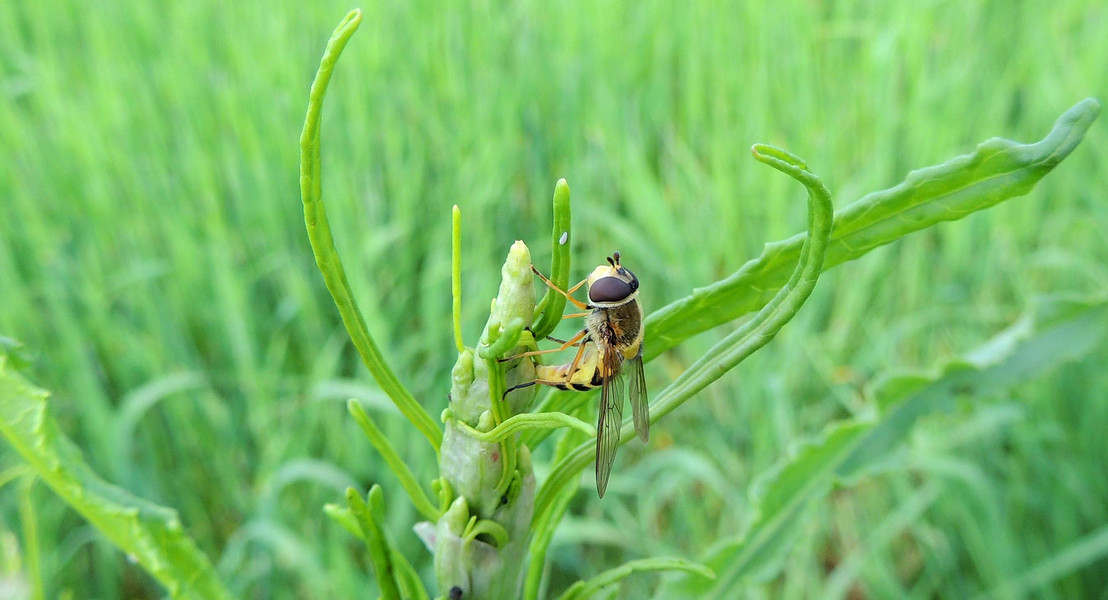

{"left": 587, "top": 299, "right": 644, "bottom": 362}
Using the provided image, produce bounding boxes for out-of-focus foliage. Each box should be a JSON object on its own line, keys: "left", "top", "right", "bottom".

{"left": 0, "top": 1, "right": 1105, "bottom": 597}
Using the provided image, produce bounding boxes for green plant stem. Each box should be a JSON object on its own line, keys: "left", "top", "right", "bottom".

{"left": 524, "top": 474, "right": 579, "bottom": 600}
{"left": 348, "top": 400, "right": 441, "bottom": 521}
{"left": 531, "top": 179, "right": 573, "bottom": 340}
{"left": 452, "top": 205, "right": 464, "bottom": 354}
{"left": 448, "top": 410, "right": 596, "bottom": 443}
{"left": 347, "top": 486, "right": 402, "bottom": 600}
{"left": 557, "top": 557, "right": 714, "bottom": 600}
{"left": 535, "top": 144, "right": 834, "bottom": 514}
{"left": 484, "top": 352, "right": 517, "bottom": 496}
{"left": 298, "top": 8, "right": 442, "bottom": 453}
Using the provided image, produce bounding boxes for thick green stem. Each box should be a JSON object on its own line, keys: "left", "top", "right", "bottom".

{"left": 429, "top": 241, "right": 538, "bottom": 598}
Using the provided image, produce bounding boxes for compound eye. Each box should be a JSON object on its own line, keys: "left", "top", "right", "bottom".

{"left": 589, "top": 277, "right": 633, "bottom": 303}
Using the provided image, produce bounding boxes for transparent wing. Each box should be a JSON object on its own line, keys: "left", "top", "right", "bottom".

{"left": 594, "top": 349, "right": 625, "bottom": 498}
{"left": 628, "top": 346, "right": 649, "bottom": 443}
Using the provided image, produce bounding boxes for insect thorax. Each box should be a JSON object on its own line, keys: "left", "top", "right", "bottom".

{"left": 588, "top": 298, "right": 643, "bottom": 353}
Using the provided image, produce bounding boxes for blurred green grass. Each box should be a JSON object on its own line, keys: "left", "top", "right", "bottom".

{"left": 1, "top": 0, "right": 1105, "bottom": 597}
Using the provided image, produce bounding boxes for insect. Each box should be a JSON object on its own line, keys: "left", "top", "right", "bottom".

{"left": 504, "top": 251, "right": 648, "bottom": 497}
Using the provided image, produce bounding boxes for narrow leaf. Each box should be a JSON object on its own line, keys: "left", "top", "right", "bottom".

{"left": 452, "top": 204, "right": 464, "bottom": 354}
{"left": 970, "top": 524, "right": 1108, "bottom": 600}
{"left": 347, "top": 486, "right": 401, "bottom": 600}
{"left": 673, "top": 421, "right": 873, "bottom": 599}
{"left": 839, "top": 294, "right": 1108, "bottom": 481}
{"left": 645, "top": 99, "right": 1101, "bottom": 360}
{"left": 524, "top": 476, "right": 579, "bottom": 600}
{"left": 448, "top": 410, "right": 596, "bottom": 443}
{"left": 348, "top": 400, "right": 440, "bottom": 521}
{"left": 299, "top": 8, "right": 442, "bottom": 451}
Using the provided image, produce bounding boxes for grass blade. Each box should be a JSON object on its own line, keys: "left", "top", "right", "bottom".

{"left": 452, "top": 205, "right": 465, "bottom": 354}
{"left": 670, "top": 420, "right": 873, "bottom": 598}
{"left": 970, "top": 524, "right": 1108, "bottom": 600}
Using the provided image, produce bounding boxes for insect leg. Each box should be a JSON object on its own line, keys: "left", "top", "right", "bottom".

{"left": 503, "top": 380, "right": 537, "bottom": 396}
{"left": 544, "top": 334, "right": 584, "bottom": 345}
{"left": 532, "top": 265, "right": 590, "bottom": 310}
{"left": 498, "top": 329, "right": 588, "bottom": 362}
{"left": 564, "top": 336, "right": 590, "bottom": 377}
{"left": 565, "top": 277, "right": 588, "bottom": 295}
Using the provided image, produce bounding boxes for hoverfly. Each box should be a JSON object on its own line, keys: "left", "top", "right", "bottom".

{"left": 505, "top": 251, "right": 648, "bottom": 497}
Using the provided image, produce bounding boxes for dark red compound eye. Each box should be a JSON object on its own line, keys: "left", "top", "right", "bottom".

{"left": 589, "top": 276, "right": 633, "bottom": 303}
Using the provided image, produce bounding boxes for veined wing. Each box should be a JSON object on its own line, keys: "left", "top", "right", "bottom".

{"left": 595, "top": 348, "right": 626, "bottom": 498}
{"left": 628, "top": 346, "right": 648, "bottom": 443}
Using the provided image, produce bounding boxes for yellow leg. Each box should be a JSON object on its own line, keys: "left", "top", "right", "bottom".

{"left": 532, "top": 266, "right": 590, "bottom": 310}
{"left": 545, "top": 334, "right": 584, "bottom": 345}
{"left": 566, "top": 277, "right": 587, "bottom": 295}
{"left": 564, "top": 336, "right": 590, "bottom": 375}
{"left": 499, "top": 329, "right": 588, "bottom": 362}
{"left": 561, "top": 311, "right": 590, "bottom": 320}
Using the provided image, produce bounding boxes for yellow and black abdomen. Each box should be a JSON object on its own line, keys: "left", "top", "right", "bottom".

{"left": 533, "top": 345, "right": 604, "bottom": 391}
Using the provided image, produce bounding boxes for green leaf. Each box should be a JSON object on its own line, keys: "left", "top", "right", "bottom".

{"left": 326, "top": 501, "right": 430, "bottom": 600}
{"left": 447, "top": 410, "right": 596, "bottom": 443}
{"left": 347, "top": 486, "right": 402, "bottom": 600}
{"left": 299, "top": 8, "right": 442, "bottom": 452}
{"left": 523, "top": 474, "right": 579, "bottom": 600}
{"left": 644, "top": 98, "right": 1101, "bottom": 360}
{"left": 348, "top": 400, "right": 441, "bottom": 521}
{"left": 452, "top": 204, "right": 465, "bottom": 354}
{"left": 970, "top": 524, "right": 1108, "bottom": 600}
{"left": 662, "top": 294, "right": 1108, "bottom": 597}
{"left": 0, "top": 357, "right": 233, "bottom": 600}
{"left": 0, "top": 336, "right": 31, "bottom": 372}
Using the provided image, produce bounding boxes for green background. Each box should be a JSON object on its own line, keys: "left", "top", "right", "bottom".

{"left": 1, "top": 0, "right": 1105, "bottom": 597}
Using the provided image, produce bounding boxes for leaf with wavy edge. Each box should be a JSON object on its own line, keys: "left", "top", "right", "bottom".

{"left": 0, "top": 357, "right": 233, "bottom": 600}
{"left": 645, "top": 98, "right": 1101, "bottom": 360}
